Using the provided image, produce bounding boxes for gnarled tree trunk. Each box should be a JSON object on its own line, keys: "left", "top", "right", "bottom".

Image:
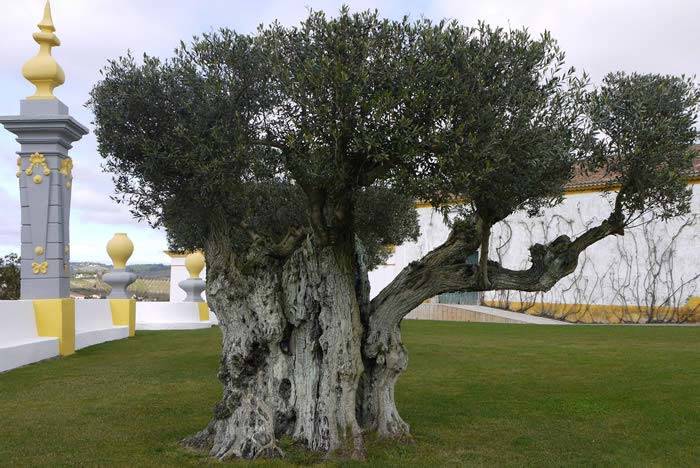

{"left": 184, "top": 237, "right": 366, "bottom": 460}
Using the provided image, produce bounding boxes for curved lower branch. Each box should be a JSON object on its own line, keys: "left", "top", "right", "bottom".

{"left": 368, "top": 210, "right": 625, "bottom": 340}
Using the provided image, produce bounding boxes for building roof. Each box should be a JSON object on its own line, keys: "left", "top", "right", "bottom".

{"left": 564, "top": 145, "right": 700, "bottom": 193}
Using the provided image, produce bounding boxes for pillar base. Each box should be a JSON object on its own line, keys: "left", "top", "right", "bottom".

{"left": 32, "top": 298, "right": 75, "bottom": 356}
{"left": 198, "top": 302, "right": 209, "bottom": 321}
{"left": 109, "top": 299, "right": 136, "bottom": 337}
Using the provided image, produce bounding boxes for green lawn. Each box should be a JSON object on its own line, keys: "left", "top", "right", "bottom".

{"left": 1, "top": 322, "right": 698, "bottom": 466}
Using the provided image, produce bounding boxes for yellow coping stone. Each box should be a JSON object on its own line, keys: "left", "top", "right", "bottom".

{"left": 483, "top": 299, "right": 700, "bottom": 323}
{"left": 198, "top": 302, "right": 210, "bottom": 321}
{"left": 110, "top": 299, "right": 136, "bottom": 337}
{"left": 32, "top": 298, "right": 75, "bottom": 356}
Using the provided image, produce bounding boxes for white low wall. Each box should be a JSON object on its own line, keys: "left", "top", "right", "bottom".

{"left": 74, "top": 299, "right": 129, "bottom": 350}
{"left": 0, "top": 300, "right": 59, "bottom": 372}
{"left": 136, "top": 302, "right": 212, "bottom": 330}
{"left": 407, "top": 303, "right": 570, "bottom": 325}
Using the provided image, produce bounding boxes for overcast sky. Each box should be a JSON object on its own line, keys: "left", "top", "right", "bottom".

{"left": 0, "top": 0, "right": 697, "bottom": 264}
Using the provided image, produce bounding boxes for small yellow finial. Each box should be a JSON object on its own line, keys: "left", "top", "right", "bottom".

{"left": 185, "top": 251, "right": 206, "bottom": 279}
{"left": 106, "top": 233, "right": 135, "bottom": 270}
{"left": 21, "top": 1, "right": 65, "bottom": 100}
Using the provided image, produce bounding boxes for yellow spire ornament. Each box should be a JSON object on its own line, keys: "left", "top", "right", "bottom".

{"left": 21, "top": 1, "right": 65, "bottom": 100}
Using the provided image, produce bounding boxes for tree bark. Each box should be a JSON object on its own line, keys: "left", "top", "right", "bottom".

{"left": 358, "top": 323, "right": 410, "bottom": 438}
{"left": 184, "top": 237, "right": 365, "bottom": 460}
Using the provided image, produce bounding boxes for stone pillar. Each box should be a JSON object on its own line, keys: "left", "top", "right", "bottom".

{"left": 165, "top": 251, "right": 188, "bottom": 301}
{"left": 0, "top": 1, "right": 88, "bottom": 300}
{"left": 1, "top": 102, "right": 87, "bottom": 299}
{"left": 0, "top": 1, "right": 87, "bottom": 356}
{"left": 103, "top": 233, "right": 137, "bottom": 337}
{"left": 179, "top": 252, "right": 209, "bottom": 321}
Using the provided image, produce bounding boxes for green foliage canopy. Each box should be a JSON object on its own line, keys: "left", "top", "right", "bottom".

{"left": 89, "top": 8, "right": 699, "bottom": 276}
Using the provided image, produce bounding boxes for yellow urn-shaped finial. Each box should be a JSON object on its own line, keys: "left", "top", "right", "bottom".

{"left": 21, "top": 1, "right": 65, "bottom": 100}
{"left": 185, "top": 251, "right": 206, "bottom": 279}
{"left": 107, "top": 233, "right": 134, "bottom": 270}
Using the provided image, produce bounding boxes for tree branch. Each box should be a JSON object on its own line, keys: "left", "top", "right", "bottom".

{"left": 366, "top": 207, "right": 626, "bottom": 354}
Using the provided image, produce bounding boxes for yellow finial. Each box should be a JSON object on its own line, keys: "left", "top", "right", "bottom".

{"left": 106, "top": 233, "right": 135, "bottom": 270}
{"left": 21, "top": 1, "right": 65, "bottom": 100}
{"left": 185, "top": 251, "right": 206, "bottom": 279}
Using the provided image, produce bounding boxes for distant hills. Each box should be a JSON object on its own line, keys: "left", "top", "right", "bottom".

{"left": 70, "top": 262, "right": 170, "bottom": 300}
{"left": 71, "top": 262, "right": 170, "bottom": 279}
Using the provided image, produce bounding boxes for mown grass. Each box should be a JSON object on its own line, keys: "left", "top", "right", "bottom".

{"left": 0, "top": 322, "right": 698, "bottom": 466}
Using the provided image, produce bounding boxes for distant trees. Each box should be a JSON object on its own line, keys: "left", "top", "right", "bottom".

{"left": 0, "top": 254, "right": 21, "bottom": 300}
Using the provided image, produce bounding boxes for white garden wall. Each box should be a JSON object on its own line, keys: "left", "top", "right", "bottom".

{"left": 0, "top": 300, "right": 59, "bottom": 372}
{"left": 74, "top": 299, "right": 129, "bottom": 350}
{"left": 136, "top": 302, "right": 212, "bottom": 330}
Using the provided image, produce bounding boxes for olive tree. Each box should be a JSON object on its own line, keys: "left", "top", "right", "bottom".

{"left": 89, "top": 9, "right": 699, "bottom": 460}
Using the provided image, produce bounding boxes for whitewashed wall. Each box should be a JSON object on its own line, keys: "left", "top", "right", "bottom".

{"left": 0, "top": 300, "right": 59, "bottom": 372}
{"left": 369, "top": 184, "right": 700, "bottom": 307}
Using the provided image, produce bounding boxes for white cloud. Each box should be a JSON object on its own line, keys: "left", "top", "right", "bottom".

{"left": 428, "top": 0, "right": 700, "bottom": 83}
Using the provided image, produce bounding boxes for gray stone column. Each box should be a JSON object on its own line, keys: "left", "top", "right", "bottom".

{"left": 0, "top": 99, "right": 88, "bottom": 299}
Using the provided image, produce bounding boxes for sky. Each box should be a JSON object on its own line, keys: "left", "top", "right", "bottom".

{"left": 0, "top": 0, "right": 698, "bottom": 264}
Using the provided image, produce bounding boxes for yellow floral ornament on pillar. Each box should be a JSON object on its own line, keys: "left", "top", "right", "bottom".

{"left": 21, "top": 1, "right": 65, "bottom": 100}
{"left": 25, "top": 152, "right": 50, "bottom": 184}
{"left": 60, "top": 157, "right": 73, "bottom": 188}
{"left": 32, "top": 261, "right": 49, "bottom": 274}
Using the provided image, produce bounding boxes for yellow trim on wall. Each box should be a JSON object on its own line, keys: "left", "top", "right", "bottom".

{"left": 483, "top": 299, "right": 700, "bottom": 323}
{"left": 198, "top": 302, "right": 210, "bottom": 321}
{"left": 687, "top": 296, "right": 700, "bottom": 310}
{"left": 563, "top": 184, "right": 620, "bottom": 195}
{"left": 33, "top": 298, "right": 75, "bottom": 356}
{"left": 109, "top": 299, "right": 136, "bottom": 337}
